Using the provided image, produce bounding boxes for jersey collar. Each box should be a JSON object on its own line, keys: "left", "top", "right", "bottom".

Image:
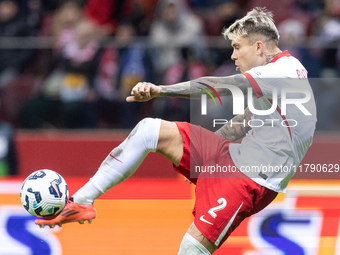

{"left": 271, "top": 50, "right": 291, "bottom": 63}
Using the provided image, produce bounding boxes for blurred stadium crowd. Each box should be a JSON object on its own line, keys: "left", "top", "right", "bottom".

{"left": 0, "top": 0, "right": 339, "bottom": 131}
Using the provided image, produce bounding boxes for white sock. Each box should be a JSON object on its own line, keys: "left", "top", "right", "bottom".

{"left": 72, "top": 118, "right": 161, "bottom": 205}
{"left": 178, "top": 233, "right": 211, "bottom": 255}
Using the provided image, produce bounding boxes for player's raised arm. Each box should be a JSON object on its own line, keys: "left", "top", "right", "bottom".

{"left": 126, "top": 74, "right": 251, "bottom": 102}
{"left": 198, "top": 74, "right": 251, "bottom": 97}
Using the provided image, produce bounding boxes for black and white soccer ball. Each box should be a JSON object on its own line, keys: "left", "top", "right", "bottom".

{"left": 20, "top": 169, "right": 69, "bottom": 218}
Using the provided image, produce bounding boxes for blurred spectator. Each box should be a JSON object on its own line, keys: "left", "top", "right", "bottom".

{"left": 150, "top": 0, "right": 205, "bottom": 76}
{"left": 128, "top": 0, "right": 152, "bottom": 36}
{"left": 52, "top": 0, "right": 83, "bottom": 39}
{"left": 17, "top": 0, "right": 43, "bottom": 32}
{"left": 20, "top": 16, "right": 104, "bottom": 129}
{"left": 278, "top": 17, "right": 323, "bottom": 78}
{"left": 84, "top": 0, "right": 153, "bottom": 37}
{"left": 0, "top": 0, "right": 37, "bottom": 86}
{"left": 317, "top": 14, "right": 340, "bottom": 73}
{"left": 93, "top": 45, "right": 120, "bottom": 127}
{"left": 32, "top": 0, "right": 85, "bottom": 77}
{"left": 154, "top": 47, "right": 207, "bottom": 121}
{"left": 310, "top": 3, "right": 340, "bottom": 132}
{"left": 314, "top": 69, "right": 340, "bottom": 130}
{"left": 133, "top": 0, "right": 158, "bottom": 28}
{"left": 204, "top": 1, "right": 241, "bottom": 36}
{"left": 0, "top": 0, "right": 42, "bottom": 126}
{"left": 83, "top": 0, "right": 133, "bottom": 36}
{"left": 95, "top": 21, "right": 154, "bottom": 128}
{"left": 203, "top": 1, "right": 241, "bottom": 75}
{"left": 278, "top": 18, "right": 307, "bottom": 60}
{"left": 0, "top": 123, "right": 17, "bottom": 176}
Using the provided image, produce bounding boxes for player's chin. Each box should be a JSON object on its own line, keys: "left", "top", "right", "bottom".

{"left": 236, "top": 67, "right": 244, "bottom": 73}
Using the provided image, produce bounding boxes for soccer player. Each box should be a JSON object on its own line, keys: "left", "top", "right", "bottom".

{"left": 36, "top": 7, "right": 317, "bottom": 254}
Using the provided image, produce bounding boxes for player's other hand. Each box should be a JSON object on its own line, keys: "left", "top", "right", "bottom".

{"left": 126, "top": 82, "right": 160, "bottom": 102}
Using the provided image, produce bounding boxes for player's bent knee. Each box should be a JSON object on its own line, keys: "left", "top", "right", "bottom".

{"left": 133, "top": 117, "right": 162, "bottom": 151}
{"left": 157, "top": 120, "right": 183, "bottom": 165}
{"left": 178, "top": 233, "right": 211, "bottom": 255}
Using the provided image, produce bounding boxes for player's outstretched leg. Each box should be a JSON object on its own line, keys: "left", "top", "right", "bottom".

{"left": 35, "top": 118, "right": 183, "bottom": 227}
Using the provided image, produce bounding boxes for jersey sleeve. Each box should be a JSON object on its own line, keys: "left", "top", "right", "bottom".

{"left": 243, "top": 64, "right": 286, "bottom": 100}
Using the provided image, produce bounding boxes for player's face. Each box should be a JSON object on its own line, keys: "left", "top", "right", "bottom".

{"left": 230, "top": 37, "right": 262, "bottom": 73}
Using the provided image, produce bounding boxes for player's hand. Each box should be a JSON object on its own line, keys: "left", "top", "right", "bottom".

{"left": 126, "top": 82, "right": 160, "bottom": 102}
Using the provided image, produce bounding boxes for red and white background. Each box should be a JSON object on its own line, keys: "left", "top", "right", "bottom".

{"left": 1, "top": 131, "right": 339, "bottom": 254}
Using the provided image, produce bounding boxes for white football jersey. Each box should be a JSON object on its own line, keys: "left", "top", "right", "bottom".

{"left": 229, "top": 51, "right": 317, "bottom": 193}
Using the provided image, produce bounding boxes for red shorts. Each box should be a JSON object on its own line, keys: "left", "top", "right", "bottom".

{"left": 173, "top": 122, "right": 278, "bottom": 247}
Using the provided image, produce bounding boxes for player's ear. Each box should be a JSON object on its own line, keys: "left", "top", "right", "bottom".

{"left": 255, "top": 41, "right": 265, "bottom": 55}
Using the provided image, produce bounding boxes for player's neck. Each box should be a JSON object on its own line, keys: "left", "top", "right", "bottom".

{"left": 264, "top": 48, "right": 282, "bottom": 64}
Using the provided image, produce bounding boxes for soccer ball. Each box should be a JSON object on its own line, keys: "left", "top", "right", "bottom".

{"left": 20, "top": 169, "right": 69, "bottom": 218}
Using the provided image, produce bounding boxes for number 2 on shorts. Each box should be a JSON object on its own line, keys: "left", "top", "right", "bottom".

{"left": 208, "top": 198, "right": 227, "bottom": 218}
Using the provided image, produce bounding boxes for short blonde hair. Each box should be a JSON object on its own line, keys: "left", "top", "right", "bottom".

{"left": 223, "top": 7, "right": 279, "bottom": 46}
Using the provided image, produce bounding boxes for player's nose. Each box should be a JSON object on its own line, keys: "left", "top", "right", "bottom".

{"left": 231, "top": 51, "right": 237, "bottom": 61}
